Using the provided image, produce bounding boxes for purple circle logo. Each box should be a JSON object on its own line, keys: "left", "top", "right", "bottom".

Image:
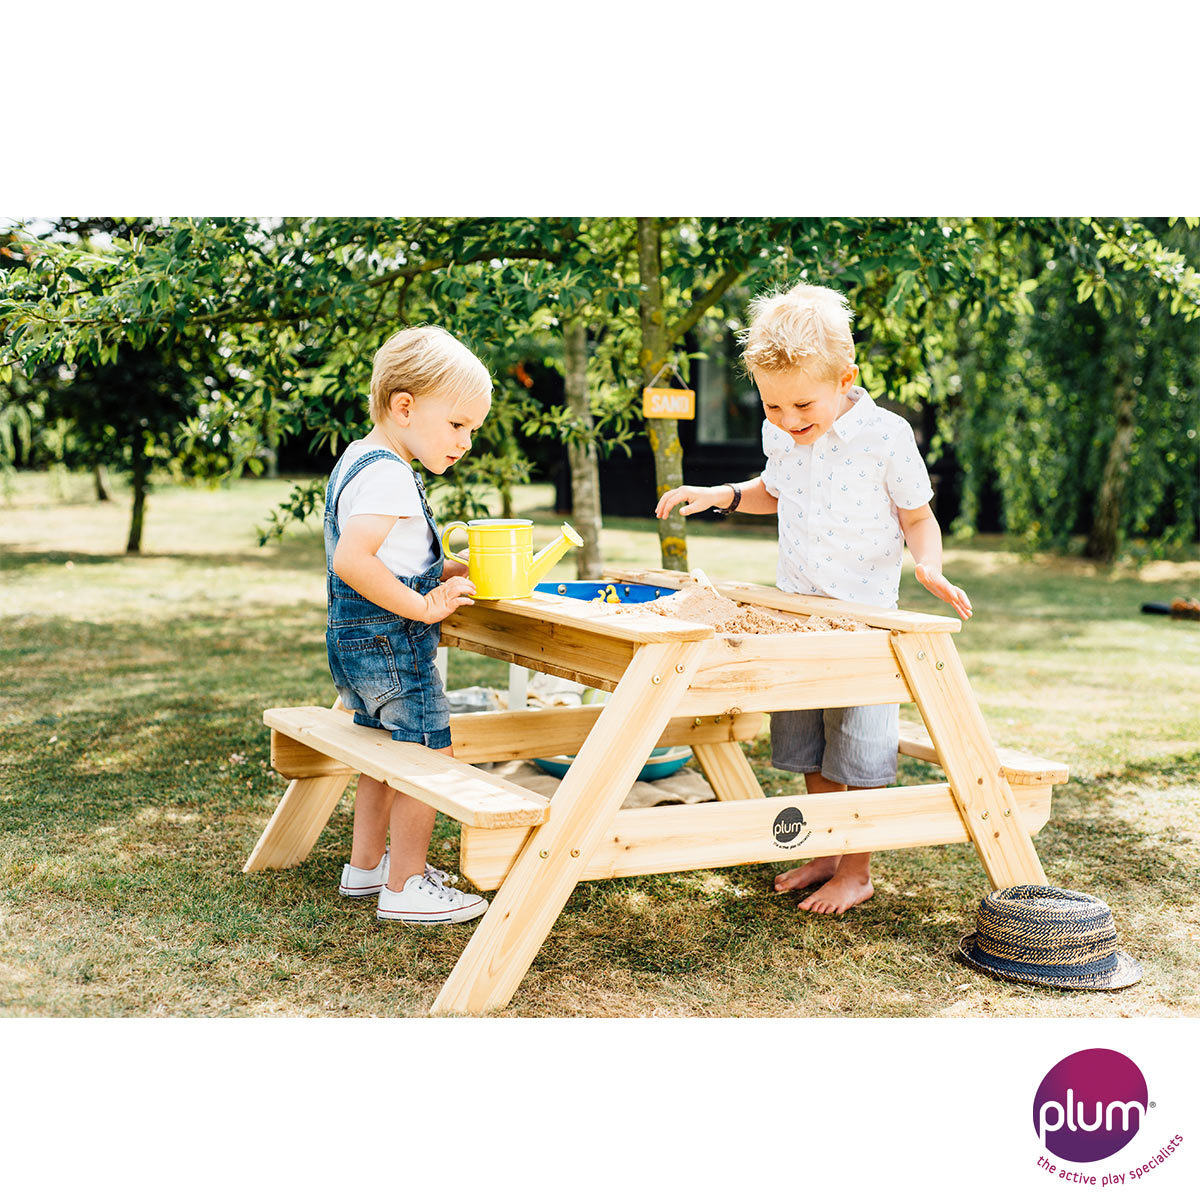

{"left": 1033, "top": 1049, "right": 1148, "bottom": 1162}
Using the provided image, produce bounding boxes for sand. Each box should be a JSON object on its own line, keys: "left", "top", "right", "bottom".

{"left": 598, "top": 583, "right": 864, "bottom": 634}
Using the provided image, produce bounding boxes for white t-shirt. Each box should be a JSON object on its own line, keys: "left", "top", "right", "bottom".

{"left": 761, "top": 386, "right": 934, "bottom": 608}
{"left": 334, "top": 441, "right": 438, "bottom": 577}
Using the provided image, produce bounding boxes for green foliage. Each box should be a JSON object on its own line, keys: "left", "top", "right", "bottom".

{"left": 942, "top": 221, "right": 1199, "bottom": 556}
{"left": 2, "top": 217, "right": 1197, "bottom": 558}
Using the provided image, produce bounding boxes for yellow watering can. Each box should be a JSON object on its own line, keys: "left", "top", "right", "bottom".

{"left": 441, "top": 519, "right": 584, "bottom": 600}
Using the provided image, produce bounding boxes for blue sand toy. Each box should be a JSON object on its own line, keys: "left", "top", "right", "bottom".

{"left": 534, "top": 580, "right": 677, "bottom": 603}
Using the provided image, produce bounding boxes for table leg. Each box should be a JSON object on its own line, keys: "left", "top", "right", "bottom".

{"left": 691, "top": 741, "right": 765, "bottom": 802}
{"left": 431, "top": 640, "right": 707, "bottom": 1015}
{"left": 243, "top": 772, "right": 355, "bottom": 871}
{"left": 891, "top": 631, "right": 1047, "bottom": 887}
{"left": 244, "top": 696, "right": 354, "bottom": 872}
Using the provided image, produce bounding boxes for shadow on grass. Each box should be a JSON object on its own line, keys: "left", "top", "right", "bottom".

{"left": 0, "top": 537, "right": 326, "bottom": 574}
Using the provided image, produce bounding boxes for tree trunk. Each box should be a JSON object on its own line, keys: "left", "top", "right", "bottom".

{"left": 499, "top": 453, "right": 515, "bottom": 519}
{"left": 126, "top": 441, "right": 148, "bottom": 554}
{"left": 1084, "top": 374, "right": 1137, "bottom": 563}
{"left": 563, "top": 318, "right": 605, "bottom": 578}
{"left": 94, "top": 463, "right": 113, "bottom": 501}
{"left": 637, "top": 217, "right": 688, "bottom": 572}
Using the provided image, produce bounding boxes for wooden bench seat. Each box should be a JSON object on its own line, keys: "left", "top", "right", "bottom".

{"left": 263, "top": 706, "right": 551, "bottom": 829}
{"left": 897, "top": 718, "right": 1069, "bottom": 786}
{"left": 244, "top": 706, "right": 552, "bottom": 874}
{"left": 262, "top": 700, "right": 549, "bottom": 829}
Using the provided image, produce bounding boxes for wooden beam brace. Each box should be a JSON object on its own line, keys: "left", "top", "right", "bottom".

{"left": 449, "top": 704, "right": 765, "bottom": 765}
{"left": 459, "top": 781, "right": 1054, "bottom": 890}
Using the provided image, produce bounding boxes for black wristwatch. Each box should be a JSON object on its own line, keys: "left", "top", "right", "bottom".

{"left": 715, "top": 483, "right": 742, "bottom": 515}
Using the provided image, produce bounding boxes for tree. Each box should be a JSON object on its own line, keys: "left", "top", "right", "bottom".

{"left": 936, "top": 219, "right": 1200, "bottom": 561}
{"left": 4, "top": 217, "right": 1196, "bottom": 568}
{"left": 562, "top": 316, "right": 603, "bottom": 576}
{"left": 1, "top": 220, "right": 260, "bottom": 550}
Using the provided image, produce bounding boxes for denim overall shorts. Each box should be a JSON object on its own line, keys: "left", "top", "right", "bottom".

{"left": 324, "top": 447, "right": 452, "bottom": 749}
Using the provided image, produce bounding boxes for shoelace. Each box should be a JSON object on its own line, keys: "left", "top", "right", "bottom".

{"left": 419, "top": 874, "right": 462, "bottom": 899}
{"left": 424, "top": 863, "right": 449, "bottom": 887}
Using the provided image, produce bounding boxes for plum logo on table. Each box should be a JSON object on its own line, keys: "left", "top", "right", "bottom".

{"left": 1034, "top": 1049, "right": 1149, "bottom": 1162}
{"left": 771, "top": 806, "right": 811, "bottom": 851}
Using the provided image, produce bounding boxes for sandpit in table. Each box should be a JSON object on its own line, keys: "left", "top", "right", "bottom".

{"left": 245, "top": 567, "right": 1068, "bottom": 1015}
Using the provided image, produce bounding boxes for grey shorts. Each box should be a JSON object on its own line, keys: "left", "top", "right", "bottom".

{"left": 770, "top": 704, "right": 899, "bottom": 787}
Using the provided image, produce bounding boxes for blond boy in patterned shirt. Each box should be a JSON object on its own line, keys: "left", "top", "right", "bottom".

{"left": 656, "top": 283, "right": 972, "bottom": 915}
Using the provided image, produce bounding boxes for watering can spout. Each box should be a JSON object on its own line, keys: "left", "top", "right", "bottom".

{"left": 529, "top": 523, "right": 584, "bottom": 587}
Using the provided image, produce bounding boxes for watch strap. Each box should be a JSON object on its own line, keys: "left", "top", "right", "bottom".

{"left": 715, "top": 483, "right": 742, "bottom": 515}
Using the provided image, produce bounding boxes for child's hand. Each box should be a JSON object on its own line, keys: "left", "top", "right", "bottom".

{"left": 441, "top": 559, "right": 470, "bottom": 581}
{"left": 915, "top": 563, "right": 973, "bottom": 621}
{"left": 655, "top": 485, "right": 728, "bottom": 520}
{"left": 421, "top": 576, "right": 476, "bottom": 622}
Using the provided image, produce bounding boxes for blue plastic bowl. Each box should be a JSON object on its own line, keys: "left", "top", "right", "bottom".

{"left": 533, "top": 745, "right": 694, "bottom": 783}
{"left": 534, "top": 581, "right": 677, "bottom": 603}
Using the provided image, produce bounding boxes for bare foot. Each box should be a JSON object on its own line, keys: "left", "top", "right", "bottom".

{"left": 774, "top": 856, "right": 841, "bottom": 892}
{"left": 797, "top": 872, "right": 874, "bottom": 915}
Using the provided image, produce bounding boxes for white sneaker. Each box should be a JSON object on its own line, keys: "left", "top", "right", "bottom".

{"left": 339, "top": 852, "right": 390, "bottom": 898}
{"left": 376, "top": 872, "right": 488, "bottom": 925}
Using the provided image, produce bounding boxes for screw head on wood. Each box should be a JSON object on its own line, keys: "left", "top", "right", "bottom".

{"left": 675, "top": 663, "right": 685, "bottom": 673}
{"left": 916, "top": 650, "right": 926, "bottom": 660}
{"left": 981, "top": 811, "right": 989, "bottom": 820}
{"left": 693, "top": 717, "right": 702, "bottom": 726}
{"left": 1004, "top": 809, "right": 1011, "bottom": 817}
{"left": 570, "top": 849, "right": 580, "bottom": 858}
{"left": 651, "top": 674, "right": 662, "bottom": 685}
{"left": 935, "top": 661, "right": 945, "bottom": 671}
{"left": 539, "top": 850, "right": 549, "bottom": 858}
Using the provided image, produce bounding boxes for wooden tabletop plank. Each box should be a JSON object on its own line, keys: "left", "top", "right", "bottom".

{"left": 454, "top": 590, "right": 715, "bottom": 644}
{"left": 604, "top": 568, "right": 961, "bottom": 634}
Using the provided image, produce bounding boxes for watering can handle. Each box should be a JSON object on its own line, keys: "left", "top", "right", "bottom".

{"left": 441, "top": 522, "right": 470, "bottom": 566}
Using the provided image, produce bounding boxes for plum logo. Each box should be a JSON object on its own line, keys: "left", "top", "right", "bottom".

{"left": 772, "top": 806, "right": 810, "bottom": 850}
{"left": 1034, "top": 1049, "right": 1149, "bottom": 1162}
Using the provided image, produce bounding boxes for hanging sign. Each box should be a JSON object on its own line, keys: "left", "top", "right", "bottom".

{"left": 642, "top": 387, "right": 696, "bottom": 420}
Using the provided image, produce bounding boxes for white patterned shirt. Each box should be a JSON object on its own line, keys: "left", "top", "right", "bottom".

{"left": 760, "top": 386, "right": 933, "bottom": 608}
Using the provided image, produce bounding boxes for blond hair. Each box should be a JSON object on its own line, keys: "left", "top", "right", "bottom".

{"left": 740, "top": 283, "right": 855, "bottom": 381}
{"left": 369, "top": 326, "right": 492, "bottom": 422}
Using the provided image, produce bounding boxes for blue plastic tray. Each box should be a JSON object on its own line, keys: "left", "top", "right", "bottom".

{"left": 534, "top": 581, "right": 677, "bottom": 603}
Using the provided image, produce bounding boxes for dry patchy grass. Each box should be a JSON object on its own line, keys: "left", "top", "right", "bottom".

{"left": 2, "top": 472, "right": 1198, "bottom": 1018}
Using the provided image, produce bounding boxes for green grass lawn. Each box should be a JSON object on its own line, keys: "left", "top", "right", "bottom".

{"left": 2, "top": 471, "right": 1198, "bottom": 1017}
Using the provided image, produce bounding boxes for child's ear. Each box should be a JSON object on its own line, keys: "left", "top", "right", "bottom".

{"left": 389, "top": 390, "right": 415, "bottom": 424}
{"left": 840, "top": 364, "right": 859, "bottom": 391}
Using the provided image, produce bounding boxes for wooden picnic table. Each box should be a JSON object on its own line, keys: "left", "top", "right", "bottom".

{"left": 246, "top": 567, "right": 1067, "bottom": 1016}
